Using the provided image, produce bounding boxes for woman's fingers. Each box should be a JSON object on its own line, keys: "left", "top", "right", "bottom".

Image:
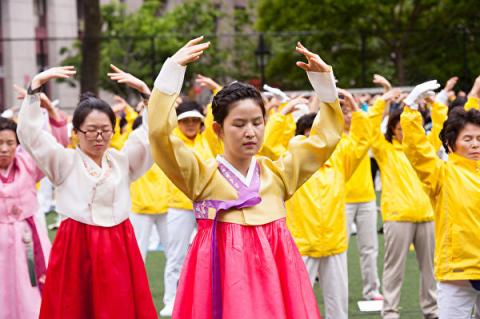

{"left": 109, "top": 64, "right": 124, "bottom": 73}
{"left": 185, "top": 36, "right": 205, "bottom": 47}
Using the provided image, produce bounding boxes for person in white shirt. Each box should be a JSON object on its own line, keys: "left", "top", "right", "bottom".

{"left": 17, "top": 66, "right": 157, "bottom": 319}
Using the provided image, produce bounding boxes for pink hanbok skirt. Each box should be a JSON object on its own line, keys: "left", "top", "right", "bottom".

{"left": 173, "top": 218, "right": 321, "bottom": 319}
{"left": 0, "top": 214, "right": 51, "bottom": 319}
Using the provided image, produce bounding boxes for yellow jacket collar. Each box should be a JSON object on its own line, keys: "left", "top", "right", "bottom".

{"left": 173, "top": 127, "right": 198, "bottom": 147}
{"left": 449, "top": 152, "right": 480, "bottom": 172}
{"left": 392, "top": 140, "right": 403, "bottom": 151}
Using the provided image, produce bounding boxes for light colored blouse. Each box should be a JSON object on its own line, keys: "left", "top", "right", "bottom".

{"left": 148, "top": 58, "right": 344, "bottom": 226}
{"left": 17, "top": 94, "right": 153, "bottom": 227}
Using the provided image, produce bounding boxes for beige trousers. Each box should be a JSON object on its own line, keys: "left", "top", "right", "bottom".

{"left": 382, "top": 221, "right": 438, "bottom": 319}
{"left": 346, "top": 201, "right": 381, "bottom": 299}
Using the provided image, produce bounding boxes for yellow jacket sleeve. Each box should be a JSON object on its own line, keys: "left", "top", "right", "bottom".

{"left": 465, "top": 96, "right": 480, "bottom": 110}
{"left": 259, "top": 112, "right": 289, "bottom": 160}
{"left": 427, "top": 101, "right": 448, "bottom": 152}
{"left": 267, "top": 99, "right": 344, "bottom": 199}
{"left": 341, "top": 111, "right": 372, "bottom": 181}
{"left": 110, "top": 105, "right": 138, "bottom": 150}
{"left": 368, "top": 98, "right": 389, "bottom": 162}
{"left": 401, "top": 107, "right": 444, "bottom": 198}
{"left": 201, "top": 103, "right": 224, "bottom": 157}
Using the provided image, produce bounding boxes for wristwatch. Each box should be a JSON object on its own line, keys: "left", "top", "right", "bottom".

{"left": 27, "top": 85, "right": 42, "bottom": 95}
{"left": 140, "top": 92, "right": 151, "bottom": 101}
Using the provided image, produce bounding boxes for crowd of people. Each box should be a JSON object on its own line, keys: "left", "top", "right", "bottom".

{"left": 1, "top": 36, "right": 480, "bottom": 319}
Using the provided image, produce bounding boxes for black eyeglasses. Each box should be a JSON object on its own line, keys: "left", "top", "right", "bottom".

{"left": 77, "top": 128, "right": 113, "bottom": 140}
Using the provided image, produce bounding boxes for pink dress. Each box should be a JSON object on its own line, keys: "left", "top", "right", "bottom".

{"left": 0, "top": 117, "right": 67, "bottom": 319}
{"left": 172, "top": 161, "right": 321, "bottom": 319}
{"left": 0, "top": 148, "right": 52, "bottom": 319}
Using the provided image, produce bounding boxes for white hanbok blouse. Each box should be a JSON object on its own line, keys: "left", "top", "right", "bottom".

{"left": 17, "top": 93, "right": 153, "bottom": 227}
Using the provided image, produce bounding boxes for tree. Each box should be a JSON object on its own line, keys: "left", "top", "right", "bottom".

{"left": 256, "top": 0, "right": 480, "bottom": 89}
{"left": 61, "top": 0, "right": 225, "bottom": 101}
{"left": 80, "top": 0, "right": 102, "bottom": 95}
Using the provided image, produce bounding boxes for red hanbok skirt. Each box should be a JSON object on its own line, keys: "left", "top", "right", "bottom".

{"left": 39, "top": 218, "right": 158, "bottom": 319}
{"left": 173, "top": 218, "right": 321, "bottom": 319}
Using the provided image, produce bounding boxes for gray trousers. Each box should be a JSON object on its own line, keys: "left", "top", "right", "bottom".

{"left": 303, "top": 253, "right": 348, "bottom": 319}
{"left": 382, "top": 221, "right": 438, "bottom": 319}
{"left": 346, "top": 201, "right": 381, "bottom": 299}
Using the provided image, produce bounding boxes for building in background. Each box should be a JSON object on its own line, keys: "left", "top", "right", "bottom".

{"left": 0, "top": 0, "right": 249, "bottom": 113}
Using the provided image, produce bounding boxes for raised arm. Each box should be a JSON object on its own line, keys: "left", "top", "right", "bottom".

{"left": 425, "top": 96, "right": 448, "bottom": 152}
{"left": 271, "top": 42, "right": 344, "bottom": 198}
{"left": 368, "top": 94, "right": 393, "bottom": 156}
{"left": 16, "top": 67, "right": 77, "bottom": 185}
{"left": 108, "top": 64, "right": 153, "bottom": 180}
{"left": 148, "top": 37, "right": 213, "bottom": 200}
{"left": 401, "top": 106, "right": 444, "bottom": 198}
{"left": 259, "top": 96, "right": 308, "bottom": 160}
{"left": 195, "top": 74, "right": 224, "bottom": 157}
{"left": 465, "top": 75, "right": 480, "bottom": 111}
{"left": 14, "top": 84, "right": 69, "bottom": 147}
{"left": 337, "top": 88, "right": 372, "bottom": 180}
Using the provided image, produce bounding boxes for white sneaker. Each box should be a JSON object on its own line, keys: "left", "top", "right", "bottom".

{"left": 159, "top": 302, "right": 174, "bottom": 317}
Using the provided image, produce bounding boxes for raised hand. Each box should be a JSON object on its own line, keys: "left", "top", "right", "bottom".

{"left": 111, "top": 95, "right": 129, "bottom": 115}
{"left": 31, "top": 66, "right": 76, "bottom": 90}
{"left": 337, "top": 88, "right": 360, "bottom": 112}
{"left": 444, "top": 76, "right": 459, "bottom": 92}
{"left": 196, "top": 74, "right": 221, "bottom": 92}
{"left": 172, "top": 36, "right": 210, "bottom": 66}
{"left": 373, "top": 74, "right": 392, "bottom": 91}
{"left": 281, "top": 96, "right": 309, "bottom": 115}
{"left": 14, "top": 84, "right": 27, "bottom": 100}
{"left": 380, "top": 88, "right": 402, "bottom": 102}
{"left": 108, "top": 64, "right": 151, "bottom": 95}
{"left": 468, "top": 75, "right": 480, "bottom": 99}
{"left": 295, "top": 42, "right": 331, "bottom": 73}
{"left": 14, "top": 84, "right": 55, "bottom": 111}
{"left": 404, "top": 80, "right": 440, "bottom": 109}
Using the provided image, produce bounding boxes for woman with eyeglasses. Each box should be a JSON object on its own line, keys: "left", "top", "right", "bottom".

{"left": 16, "top": 66, "right": 158, "bottom": 319}
{"left": 0, "top": 91, "right": 67, "bottom": 319}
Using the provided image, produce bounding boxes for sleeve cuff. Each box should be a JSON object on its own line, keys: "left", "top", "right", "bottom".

{"left": 153, "top": 58, "right": 186, "bottom": 95}
{"left": 306, "top": 71, "right": 337, "bottom": 103}
{"left": 49, "top": 114, "right": 67, "bottom": 127}
{"left": 436, "top": 90, "right": 448, "bottom": 105}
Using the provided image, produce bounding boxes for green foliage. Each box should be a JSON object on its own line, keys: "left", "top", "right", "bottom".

{"left": 61, "top": 0, "right": 225, "bottom": 99}
{"left": 256, "top": 0, "right": 480, "bottom": 90}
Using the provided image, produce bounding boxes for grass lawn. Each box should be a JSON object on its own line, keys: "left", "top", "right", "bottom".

{"left": 47, "top": 212, "right": 426, "bottom": 318}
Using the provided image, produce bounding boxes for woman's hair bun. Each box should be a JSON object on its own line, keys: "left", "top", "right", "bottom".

{"left": 80, "top": 91, "right": 97, "bottom": 102}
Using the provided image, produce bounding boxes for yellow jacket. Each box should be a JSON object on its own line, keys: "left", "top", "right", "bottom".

{"left": 286, "top": 111, "right": 371, "bottom": 257}
{"left": 345, "top": 147, "right": 375, "bottom": 203}
{"left": 130, "top": 164, "right": 169, "bottom": 214}
{"left": 167, "top": 127, "right": 215, "bottom": 210}
{"left": 369, "top": 98, "right": 433, "bottom": 222}
{"left": 110, "top": 105, "right": 138, "bottom": 150}
{"left": 465, "top": 96, "right": 480, "bottom": 111}
{"left": 259, "top": 111, "right": 295, "bottom": 160}
{"left": 401, "top": 107, "right": 480, "bottom": 280}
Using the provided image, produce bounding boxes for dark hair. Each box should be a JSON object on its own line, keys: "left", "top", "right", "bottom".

{"left": 448, "top": 96, "right": 467, "bottom": 114}
{"left": 440, "top": 108, "right": 480, "bottom": 153}
{"left": 295, "top": 113, "right": 317, "bottom": 136}
{"left": 176, "top": 101, "right": 204, "bottom": 116}
{"left": 212, "top": 82, "right": 265, "bottom": 125}
{"left": 132, "top": 115, "right": 143, "bottom": 130}
{"left": 0, "top": 117, "right": 19, "bottom": 144}
{"left": 72, "top": 92, "right": 116, "bottom": 130}
{"left": 385, "top": 107, "right": 403, "bottom": 143}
